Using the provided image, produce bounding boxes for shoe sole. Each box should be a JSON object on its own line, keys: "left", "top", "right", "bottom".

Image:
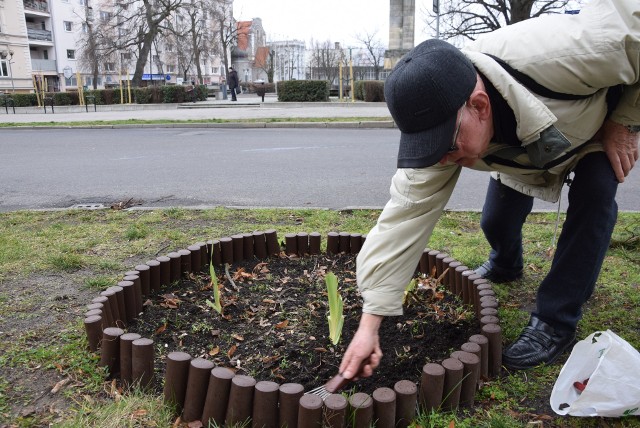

{"left": 484, "top": 274, "right": 523, "bottom": 284}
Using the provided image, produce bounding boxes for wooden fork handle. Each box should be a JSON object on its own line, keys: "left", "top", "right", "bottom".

{"left": 324, "top": 358, "right": 371, "bottom": 394}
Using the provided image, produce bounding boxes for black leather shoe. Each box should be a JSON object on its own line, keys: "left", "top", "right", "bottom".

{"left": 474, "top": 261, "right": 523, "bottom": 283}
{"left": 503, "top": 316, "right": 576, "bottom": 370}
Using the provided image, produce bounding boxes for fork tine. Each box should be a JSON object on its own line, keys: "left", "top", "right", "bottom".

{"left": 306, "top": 385, "right": 331, "bottom": 399}
{"left": 306, "top": 385, "right": 325, "bottom": 394}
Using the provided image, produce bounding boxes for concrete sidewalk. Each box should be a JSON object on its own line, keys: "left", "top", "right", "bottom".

{"left": 0, "top": 93, "right": 394, "bottom": 126}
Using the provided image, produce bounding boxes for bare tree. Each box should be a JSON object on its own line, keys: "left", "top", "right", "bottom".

{"left": 90, "top": 0, "right": 186, "bottom": 87}
{"left": 355, "top": 31, "right": 385, "bottom": 80}
{"left": 256, "top": 49, "right": 275, "bottom": 83}
{"left": 160, "top": 19, "right": 195, "bottom": 82}
{"left": 274, "top": 46, "right": 302, "bottom": 81}
{"left": 165, "top": 0, "right": 218, "bottom": 84}
{"left": 75, "top": 6, "right": 100, "bottom": 89}
{"left": 424, "top": 0, "right": 575, "bottom": 42}
{"left": 308, "top": 40, "right": 341, "bottom": 85}
{"left": 209, "top": 0, "right": 241, "bottom": 82}
{"left": 75, "top": 3, "right": 121, "bottom": 89}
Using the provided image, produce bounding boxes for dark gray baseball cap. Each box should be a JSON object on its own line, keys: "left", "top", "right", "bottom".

{"left": 385, "top": 39, "right": 477, "bottom": 168}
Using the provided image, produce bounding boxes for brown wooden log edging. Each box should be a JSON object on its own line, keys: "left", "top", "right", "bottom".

{"left": 82, "top": 230, "right": 502, "bottom": 426}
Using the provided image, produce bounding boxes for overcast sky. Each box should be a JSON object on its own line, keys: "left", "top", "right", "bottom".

{"left": 233, "top": 0, "right": 433, "bottom": 47}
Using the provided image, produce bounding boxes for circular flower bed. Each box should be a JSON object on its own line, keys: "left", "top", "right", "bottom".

{"left": 82, "top": 230, "right": 502, "bottom": 427}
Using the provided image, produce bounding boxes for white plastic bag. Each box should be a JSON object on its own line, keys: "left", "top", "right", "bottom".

{"left": 550, "top": 330, "right": 640, "bottom": 417}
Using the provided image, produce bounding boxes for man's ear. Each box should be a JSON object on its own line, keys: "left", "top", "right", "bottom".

{"left": 469, "top": 91, "right": 491, "bottom": 120}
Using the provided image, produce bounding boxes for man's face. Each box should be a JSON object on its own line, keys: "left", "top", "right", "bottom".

{"left": 439, "top": 104, "right": 492, "bottom": 167}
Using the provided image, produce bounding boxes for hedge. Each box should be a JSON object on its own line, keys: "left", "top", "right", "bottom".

{"left": 276, "top": 80, "right": 329, "bottom": 102}
{"left": 2, "top": 85, "right": 208, "bottom": 107}
{"left": 354, "top": 80, "right": 385, "bottom": 102}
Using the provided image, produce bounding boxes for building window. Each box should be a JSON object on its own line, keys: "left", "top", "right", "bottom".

{"left": 65, "top": 76, "right": 78, "bottom": 86}
{"left": 85, "top": 76, "right": 103, "bottom": 86}
{"left": 1, "top": 60, "right": 8, "bottom": 77}
{"left": 79, "top": 0, "right": 86, "bottom": 5}
{"left": 64, "top": 21, "right": 72, "bottom": 31}
{"left": 100, "top": 11, "right": 111, "bottom": 21}
{"left": 166, "top": 44, "right": 173, "bottom": 52}
{"left": 82, "top": 23, "right": 88, "bottom": 33}
{"left": 121, "top": 52, "right": 131, "bottom": 61}
{"left": 105, "top": 62, "right": 115, "bottom": 71}
{"left": 67, "top": 49, "right": 76, "bottom": 59}
{"left": 211, "top": 66, "right": 219, "bottom": 74}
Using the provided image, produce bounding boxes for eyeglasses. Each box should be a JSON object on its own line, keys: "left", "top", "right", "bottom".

{"left": 449, "top": 105, "right": 465, "bottom": 153}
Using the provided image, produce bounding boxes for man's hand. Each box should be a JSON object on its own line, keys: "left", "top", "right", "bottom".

{"left": 600, "top": 119, "right": 640, "bottom": 183}
{"left": 338, "top": 313, "right": 384, "bottom": 380}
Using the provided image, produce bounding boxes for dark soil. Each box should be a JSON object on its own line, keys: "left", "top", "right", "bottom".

{"left": 130, "top": 253, "right": 480, "bottom": 395}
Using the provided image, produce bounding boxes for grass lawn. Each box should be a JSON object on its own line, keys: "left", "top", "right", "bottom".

{"left": 0, "top": 207, "right": 638, "bottom": 427}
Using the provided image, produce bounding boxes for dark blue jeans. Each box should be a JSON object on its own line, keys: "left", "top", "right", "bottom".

{"left": 480, "top": 151, "right": 619, "bottom": 332}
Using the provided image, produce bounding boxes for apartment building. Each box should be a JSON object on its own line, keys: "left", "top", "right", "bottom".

{"left": 1, "top": 0, "right": 36, "bottom": 93}
{"left": 0, "top": 0, "right": 231, "bottom": 94}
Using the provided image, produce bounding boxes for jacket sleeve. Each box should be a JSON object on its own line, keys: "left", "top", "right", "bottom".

{"left": 356, "top": 164, "right": 461, "bottom": 316}
{"left": 603, "top": 0, "right": 640, "bottom": 126}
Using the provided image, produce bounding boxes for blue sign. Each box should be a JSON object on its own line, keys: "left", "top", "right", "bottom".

{"left": 165, "top": 74, "right": 171, "bottom": 81}
{"left": 142, "top": 73, "right": 165, "bottom": 80}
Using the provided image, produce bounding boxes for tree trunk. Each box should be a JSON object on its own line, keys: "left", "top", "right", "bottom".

{"left": 132, "top": 32, "right": 155, "bottom": 87}
{"left": 510, "top": 0, "right": 535, "bottom": 24}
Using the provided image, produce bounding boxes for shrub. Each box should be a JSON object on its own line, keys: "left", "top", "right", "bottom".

{"left": 354, "top": 81, "right": 365, "bottom": 101}
{"left": 277, "top": 80, "right": 329, "bottom": 102}
{"left": 115, "top": 88, "right": 135, "bottom": 104}
{"left": 5, "top": 83, "right": 222, "bottom": 108}
{"left": 195, "top": 84, "right": 207, "bottom": 101}
{"left": 357, "top": 80, "right": 385, "bottom": 102}
{"left": 133, "top": 88, "right": 152, "bottom": 104}
{"left": 9, "top": 93, "right": 38, "bottom": 107}
{"left": 162, "top": 85, "right": 183, "bottom": 103}
{"left": 84, "top": 89, "right": 103, "bottom": 105}
{"left": 149, "top": 86, "right": 163, "bottom": 104}
{"left": 160, "top": 84, "right": 207, "bottom": 103}
{"left": 50, "top": 91, "right": 77, "bottom": 106}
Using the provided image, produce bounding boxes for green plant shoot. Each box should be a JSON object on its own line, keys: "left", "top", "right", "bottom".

{"left": 325, "top": 272, "right": 344, "bottom": 345}
{"left": 403, "top": 279, "right": 417, "bottom": 305}
{"left": 205, "top": 260, "right": 222, "bottom": 314}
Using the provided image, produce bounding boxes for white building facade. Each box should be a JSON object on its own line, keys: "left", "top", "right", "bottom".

{"left": 1, "top": 0, "right": 231, "bottom": 94}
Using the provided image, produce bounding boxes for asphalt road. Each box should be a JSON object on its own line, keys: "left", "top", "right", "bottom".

{"left": 1, "top": 127, "right": 638, "bottom": 212}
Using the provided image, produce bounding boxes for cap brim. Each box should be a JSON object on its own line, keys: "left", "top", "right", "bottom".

{"left": 397, "top": 113, "right": 457, "bottom": 168}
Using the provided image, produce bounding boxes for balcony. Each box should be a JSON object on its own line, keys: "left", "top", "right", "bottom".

{"left": 27, "top": 28, "right": 52, "bottom": 42}
{"left": 23, "top": 0, "right": 49, "bottom": 14}
{"left": 31, "top": 59, "right": 57, "bottom": 72}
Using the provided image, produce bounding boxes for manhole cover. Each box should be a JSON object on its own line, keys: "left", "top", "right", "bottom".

{"left": 69, "top": 203, "right": 106, "bottom": 210}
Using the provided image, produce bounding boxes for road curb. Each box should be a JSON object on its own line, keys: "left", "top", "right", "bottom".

{"left": 0, "top": 120, "right": 397, "bottom": 130}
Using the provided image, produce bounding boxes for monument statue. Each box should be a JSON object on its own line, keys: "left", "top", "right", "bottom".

{"left": 385, "top": 0, "right": 415, "bottom": 69}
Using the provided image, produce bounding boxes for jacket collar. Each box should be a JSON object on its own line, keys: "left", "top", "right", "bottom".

{"left": 462, "top": 50, "right": 558, "bottom": 146}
